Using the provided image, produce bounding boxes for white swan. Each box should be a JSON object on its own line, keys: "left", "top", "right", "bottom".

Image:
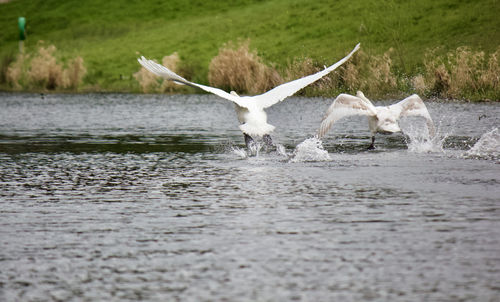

{"left": 317, "top": 91, "right": 435, "bottom": 149}
{"left": 138, "top": 43, "right": 360, "bottom": 148}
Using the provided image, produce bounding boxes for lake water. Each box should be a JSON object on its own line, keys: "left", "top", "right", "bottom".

{"left": 0, "top": 93, "right": 499, "bottom": 301}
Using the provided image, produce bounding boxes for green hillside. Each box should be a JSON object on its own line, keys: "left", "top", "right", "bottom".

{"left": 0, "top": 0, "right": 499, "bottom": 99}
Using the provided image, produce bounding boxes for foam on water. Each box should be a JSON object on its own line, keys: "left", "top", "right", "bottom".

{"left": 464, "top": 128, "right": 500, "bottom": 160}
{"left": 288, "top": 137, "right": 332, "bottom": 163}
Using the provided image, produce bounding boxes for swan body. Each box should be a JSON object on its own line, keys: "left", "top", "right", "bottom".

{"left": 231, "top": 95, "right": 274, "bottom": 136}
{"left": 318, "top": 91, "right": 435, "bottom": 149}
{"left": 138, "top": 43, "right": 360, "bottom": 147}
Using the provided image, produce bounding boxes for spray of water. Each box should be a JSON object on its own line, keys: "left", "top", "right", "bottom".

{"left": 230, "top": 141, "right": 288, "bottom": 159}
{"left": 229, "top": 142, "right": 262, "bottom": 158}
{"left": 288, "top": 137, "right": 332, "bottom": 163}
{"left": 405, "top": 122, "right": 447, "bottom": 153}
{"left": 463, "top": 128, "right": 500, "bottom": 161}
{"left": 231, "top": 146, "right": 249, "bottom": 159}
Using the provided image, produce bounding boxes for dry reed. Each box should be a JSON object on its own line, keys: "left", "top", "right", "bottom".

{"left": 134, "top": 62, "right": 161, "bottom": 93}
{"left": 0, "top": 54, "right": 15, "bottom": 84}
{"left": 368, "top": 48, "right": 397, "bottom": 93}
{"left": 6, "top": 54, "right": 25, "bottom": 90}
{"left": 284, "top": 57, "right": 319, "bottom": 82}
{"left": 413, "top": 46, "right": 500, "bottom": 99}
{"left": 336, "top": 49, "right": 398, "bottom": 97}
{"left": 4, "top": 42, "right": 87, "bottom": 91}
{"left": 159, "top": 52, "right": 181, "bottom": 93}
{"left": 411, "top": 74, "right": 427, "bottom": 95}
{"left": 63, "top": 56, "right": 87, "bottom": 90}
{"left": 208, "top": 40, "right": 282, "bottom": 95}
{"left": 28, "top": 44, "right": 64, "bottom": 90}
{"left": 447, "top": 47, "right": 484, "bottom": 97}
{"left": 480, "top": 47, "right": 500, "bottom": 90}
{"left": 343, "top": 58, "right": 360, "bottom": 92}
{"left": 281, "top": 57, "right": 339, "bottom": 96}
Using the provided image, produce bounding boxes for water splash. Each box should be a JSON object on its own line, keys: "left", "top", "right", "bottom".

{"left": 289, "top": 137, "right": 332, "bottom": 163}
{"left": 230, "top": 142, "right": 288, "bottom": 159}
{"left": 231, "top": 146, "right": 249, "bottom": 159}
{"left": 463, "top": 128, "right": 500, "bottom": 161}
{"left": 405, "top": 123, "right": 447, "bottom": 153}
{"left": 275, "top": 143, "right": 288, "bottom": 157}
{"left": 247, "top": 141, "right": 262, "bottom": 157}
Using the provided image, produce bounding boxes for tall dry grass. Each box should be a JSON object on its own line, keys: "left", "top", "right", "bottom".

{"left": 134, "top": 62, "right": 160, "bottom": 93}
{"left": 481, "top": 47, "right": 500, "bottom": 90}
{"left": 283, "top": 46, "right": 498, "bottom": 100}
{"left": 447, "top": 47, "right": 485, "bottom": 97}
{"left": 64, "top": 56, "right": 87, "bottom": 90}
{"left": 334, "top": 46, "right": 500, "bottom": 100}
{"left": 134, "top": 52, "right": 183, "bottom": 93}
{"left": 331, "top": 49, "right": 399, "bottom": 97}
{"left": 283, "top": 57, "right": 319, "bottom": 82}
{"left": 159, "top": 53, "right": 182, "bottom": 92}
{"left": 205, "top": 45, "right": 400, "bottom": 98}
{"left": 342, "top": 58, "right": 360, "bottom": 92}
{"left": 5, "top": 54, "right": 26, "bottom": 90}
{"left": 28, "top": 44, "right": 64, "bottom": 90}
{"left": 0, "top": 53, "right": 15, "bottom": 85}
{"left": 208, "top": 40, "right": 282, "bottom": 95}
{"left": 282, "top": 57, "right": 341, "bottom": 96}
{"left": 411, "top": 46, "right": 500, "bottom": 99}
{"left": 4, "top": 42, "right": 87, "bottom": 91}
{"left": 368, "top": 48, "right": 398, "bottom": 92}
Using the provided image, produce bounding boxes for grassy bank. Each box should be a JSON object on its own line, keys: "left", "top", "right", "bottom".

{"left": 0, "top": 0, "right": 499, "bottom": 100}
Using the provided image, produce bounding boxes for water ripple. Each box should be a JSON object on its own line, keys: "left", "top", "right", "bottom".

{"left": 0, "top": 94, "right": 499, "bottom": 301}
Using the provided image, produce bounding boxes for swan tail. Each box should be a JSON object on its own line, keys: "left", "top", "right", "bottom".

{"left": 239, "top": 123, "right": 275, "bottom": 137}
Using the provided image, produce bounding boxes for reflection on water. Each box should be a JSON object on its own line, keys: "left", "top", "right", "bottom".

{"left": 0, "top": 93, "right": 499, "bottom": 301}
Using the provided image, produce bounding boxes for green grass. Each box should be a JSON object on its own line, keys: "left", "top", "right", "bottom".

{"left": 0, "top": 0, "right": 499, "bottom": 97}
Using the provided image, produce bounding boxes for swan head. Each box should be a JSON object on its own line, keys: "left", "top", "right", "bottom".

{"left": 230, "top": 91, "right": 239, "bottom": 97}
{"left": 375, "top": 106, "right": 401, "bottom": 134}
{"left": 378, "top": 119, "right": 401, "bottom": 134}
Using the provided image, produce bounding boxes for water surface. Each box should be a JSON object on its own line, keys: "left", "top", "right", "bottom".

{"left": 0, "top": 93, "right": 499, "bottom": 301}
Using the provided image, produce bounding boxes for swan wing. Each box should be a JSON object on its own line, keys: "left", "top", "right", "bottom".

{"left": 252, "top": 43, "right": 361, "bottom": 109}
{"left": 390, "top": 94, "right": 435, "bottom": 136}
{"left": 137, "top": 56, "right": 248, "bottom": 107}
{"left": 317, "top": 93, "right": 377, "bottom": 138}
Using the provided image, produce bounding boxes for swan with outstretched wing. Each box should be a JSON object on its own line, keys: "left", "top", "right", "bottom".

{"left": 317, "top": 91, "right": 435, "bottom": 149}
{"left": 138, "top": 43, "right": 360, "bottom": 148}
